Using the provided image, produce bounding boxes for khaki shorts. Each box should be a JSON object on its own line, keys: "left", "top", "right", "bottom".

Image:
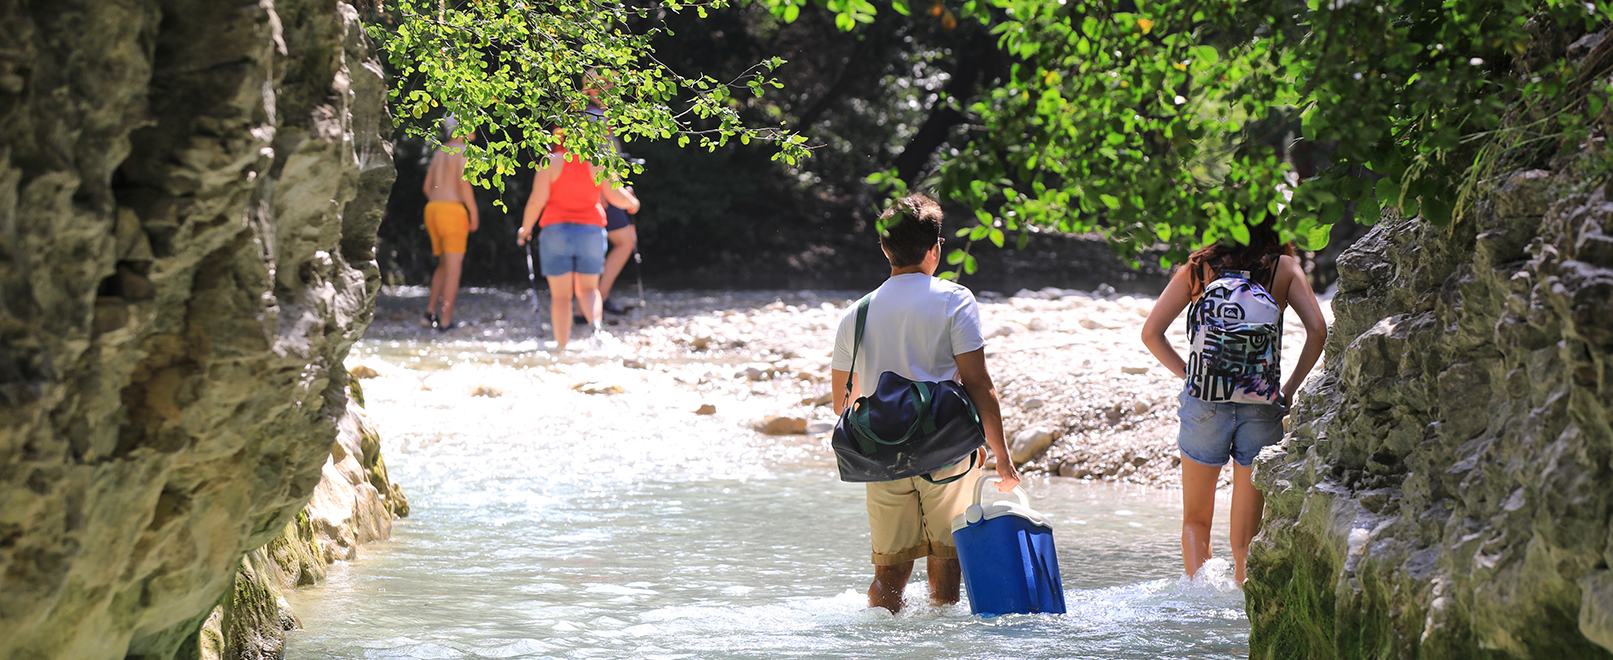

{"left": 865, "top": 460, "right": 979, "bottom": 565}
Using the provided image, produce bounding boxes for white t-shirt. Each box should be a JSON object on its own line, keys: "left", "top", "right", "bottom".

{"left": 831, "top": 273, "right": 986, "bottom": 390}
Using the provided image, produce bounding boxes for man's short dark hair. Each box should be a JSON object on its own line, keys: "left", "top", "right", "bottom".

{"left": 879, "top": 195, "right": 944, "bottom": 268}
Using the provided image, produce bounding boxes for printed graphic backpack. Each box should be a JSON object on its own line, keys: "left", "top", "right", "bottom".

{"left": 1185, "top": 269, "right": 1282, "bottom": 404}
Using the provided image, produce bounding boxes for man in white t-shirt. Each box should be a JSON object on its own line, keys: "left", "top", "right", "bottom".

{"left": 830, "top": 194, "right": 1020, "bottom": 613}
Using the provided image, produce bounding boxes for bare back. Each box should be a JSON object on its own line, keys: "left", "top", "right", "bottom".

{"left": 423, "top": 145, "right": 470, "bottom": 204}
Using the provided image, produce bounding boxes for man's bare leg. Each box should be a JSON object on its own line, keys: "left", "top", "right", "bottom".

{"left": 437, "top": 252, "right": 465, "bottom": 327}
{"left": 926, "top": 556, "right": 961, "bottom": 606}
{"left": 427, "top": 255, "right": 448, "bottom": 319}
{"left": 869, "top": 561, "right": 914, "bottom": 613}
{"left": 599, "top": 225, "right": 636, "bottom": 302}
{"left": 546, "top": 273, "right": 575, "bottom": 347}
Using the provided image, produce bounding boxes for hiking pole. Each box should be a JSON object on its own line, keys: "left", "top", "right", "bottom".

{"left": 633, "top": 244, "right": 645, "bottom": 312}
{"left": 523, "top": 238, "right": 544, "bottom": 340}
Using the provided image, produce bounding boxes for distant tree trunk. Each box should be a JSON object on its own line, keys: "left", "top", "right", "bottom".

{"left": 892, "top": 30, "right": 998, "bottom": 188}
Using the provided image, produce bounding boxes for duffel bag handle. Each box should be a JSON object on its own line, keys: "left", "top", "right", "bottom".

{"left": 918, "top": 449, "right": 979, "bottom": 485}
{"left": 848, "top": 378, "right": 936, "bottom": 449}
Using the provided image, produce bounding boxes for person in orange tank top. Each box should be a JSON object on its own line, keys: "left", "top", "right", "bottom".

{"left": 517, "top": 146, "right": 639, "bottom": 349}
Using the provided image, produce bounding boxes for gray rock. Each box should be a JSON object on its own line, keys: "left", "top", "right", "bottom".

{"left": 1010, "top": 427, "right": 1055, "bottom": 463}
{"left": 1247, "top": 166, "right": 1613, "bottom": 657}
{"left": 0, "top": 2, "right": 393, "bottom": 658}
{"left": 1022, "top": 397, "right": 1046, "bottom": 410}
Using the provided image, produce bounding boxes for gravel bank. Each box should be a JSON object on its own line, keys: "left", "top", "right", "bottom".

{"left": 359, "top": 284, "right": 1327, "bottom": 489}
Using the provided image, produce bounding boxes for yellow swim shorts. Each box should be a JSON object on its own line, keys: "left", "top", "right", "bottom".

{"left": 864, "top": 460, "right": 977, "bottom": 565}
{"left": 424, "top": 201, "right": 469, "bottom": 256}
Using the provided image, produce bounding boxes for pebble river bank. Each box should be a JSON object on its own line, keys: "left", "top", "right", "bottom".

{"left": 354, "top": 284, "right": 1328, "bottom": 488}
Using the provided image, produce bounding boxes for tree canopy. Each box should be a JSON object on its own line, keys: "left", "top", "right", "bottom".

{"left": 367, "top": 0, "right": 1611, "bottom": 279}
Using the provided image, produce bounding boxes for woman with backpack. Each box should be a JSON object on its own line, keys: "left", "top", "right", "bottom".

{"left": 1140, "top": 223, "right": 1328, "bottom": 583}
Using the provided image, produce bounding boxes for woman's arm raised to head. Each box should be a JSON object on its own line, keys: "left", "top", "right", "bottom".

{"left": 1281, "top": 255, "right": 1328, "bottom": 402}
{"left": 600, "top": 173, "right": 641, "bottom": 214}
{"left": 1141, "top": 266, "right": 1194, "bottom": 380}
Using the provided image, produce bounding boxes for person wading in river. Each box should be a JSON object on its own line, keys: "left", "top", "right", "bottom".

{"left": 517, "top": 138, "right": 640, "bottom": 350}
{"left": 1140, "top": 222, "right": 1327, "bottom": 583}
{"left": 421, "top": 116, "right": 480, "bottom": 331}
{"left": 831, "top": 194, "right": 1020, "bottom": 613}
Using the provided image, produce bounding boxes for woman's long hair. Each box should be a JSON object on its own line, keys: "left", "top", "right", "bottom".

{"left": 1183, "top": 222, "right": 1296, "bottom": 298}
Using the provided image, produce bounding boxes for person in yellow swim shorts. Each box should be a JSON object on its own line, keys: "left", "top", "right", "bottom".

{"left": 420, "top": 116, "right": 480, "bottom": 331}
{"left": 425, "top": 201, "right": 470, "bottom": 256}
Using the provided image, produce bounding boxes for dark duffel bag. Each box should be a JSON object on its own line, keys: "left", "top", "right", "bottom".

{"left": 831, "top": 294, "right": 985, "bottom": 484}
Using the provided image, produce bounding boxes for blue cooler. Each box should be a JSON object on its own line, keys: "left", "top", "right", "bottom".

{"left": 950, "top": 476, "right": 1066, "bottom": 617}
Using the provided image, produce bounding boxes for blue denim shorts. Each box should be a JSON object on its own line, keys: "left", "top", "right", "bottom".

{"left": 1176, "top": 390, "right": 1285, "bottom": 467}
{"left": 538, "top": 223, "right": 608, "bottom": 277}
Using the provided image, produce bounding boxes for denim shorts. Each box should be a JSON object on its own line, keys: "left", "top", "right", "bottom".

{"left": 1176, "top": 390, "right": 1285, "bottom": 467}
{"left": 538, "top": 223, "right": 608, "bottom": 276}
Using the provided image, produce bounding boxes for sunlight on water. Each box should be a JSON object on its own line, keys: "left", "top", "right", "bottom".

{"left": 285, "top": 339, "right": 1247, "bottom": 659}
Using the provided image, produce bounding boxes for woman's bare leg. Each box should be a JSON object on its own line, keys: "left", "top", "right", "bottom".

{"left": 546, "top": 273, "right": 575, "bottom": 347}
{"left": 1230, "top": 462, "right": 1265, "bottom": 583}
{"left": 600, "top": 225, "right": 636, "bottom": 302}
{"left": 573, "top": 273, "right": 602, "bottom": 326}
{"left": 1181, "top": 454, "right": 1221, "bottom": 578}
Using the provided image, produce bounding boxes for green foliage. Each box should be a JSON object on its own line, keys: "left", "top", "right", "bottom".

{"left": 366, "top": 0, "right": 810, "bottom": 198}
{"left": 773, "top": 0, "right": 1612, "bottom": 271}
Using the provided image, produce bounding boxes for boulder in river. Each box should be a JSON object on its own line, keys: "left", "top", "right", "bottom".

{"left": 757, "top": 415, "right": 808, "bottom": 435}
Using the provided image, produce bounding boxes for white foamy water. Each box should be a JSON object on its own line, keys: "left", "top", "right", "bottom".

{"left": 284, "top": 339, "right": 1247, "bottom": 659}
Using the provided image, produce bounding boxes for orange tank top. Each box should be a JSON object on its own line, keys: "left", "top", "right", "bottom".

{"left": 540, "top": 152, "right": 606, "bottom": 228}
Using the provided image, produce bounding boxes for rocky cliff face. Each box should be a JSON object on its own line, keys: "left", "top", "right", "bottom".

{"left": 197, "top": 389, "right": 407, "bottom": 660}
{"left": 1246, "top": 164, "right": 1613, "bottom": 658}
{"left": 0, "top": 0, "right": 393, "bottom": 658}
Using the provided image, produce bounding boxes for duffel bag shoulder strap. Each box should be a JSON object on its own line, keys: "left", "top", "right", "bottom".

{"left": 841, "top": 293, "right": 873, "bottom": 410}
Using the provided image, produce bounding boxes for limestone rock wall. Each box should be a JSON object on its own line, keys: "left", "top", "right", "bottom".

{"left": 1246, "top": 164, "right": 1613, "bottom": 658}
{"left": 198, "top": 393, "right": 408, "bottom": 660}
{"left": 0, "top": 0, "right": 393, "bottom": 658}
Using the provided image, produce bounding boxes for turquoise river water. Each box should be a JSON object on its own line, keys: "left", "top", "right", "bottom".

{"left": 283, "top": 339, "right": 1247, "bottom": 659}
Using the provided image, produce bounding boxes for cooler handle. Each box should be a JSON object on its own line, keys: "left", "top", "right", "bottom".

{"left": 973, "top": 475, "right": 1029, "bottom": 509}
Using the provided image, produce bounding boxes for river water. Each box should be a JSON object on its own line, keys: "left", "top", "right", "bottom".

{"left": 284, "top": 337, "right": 1248, "bottom": 660}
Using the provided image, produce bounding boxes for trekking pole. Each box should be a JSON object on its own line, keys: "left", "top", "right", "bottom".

{"left": 633, "top": 244, "right": 645, "bottom": 311}
{"left": 523, "top": 238, "right": 545, "bottom": 340}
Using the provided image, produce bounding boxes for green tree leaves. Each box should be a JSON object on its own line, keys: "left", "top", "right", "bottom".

{"left": 780, "top": 0, "right": 1610, "bottom": 273}
{"left": 368, "top": 0, "right": 809, "bottom": 197}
